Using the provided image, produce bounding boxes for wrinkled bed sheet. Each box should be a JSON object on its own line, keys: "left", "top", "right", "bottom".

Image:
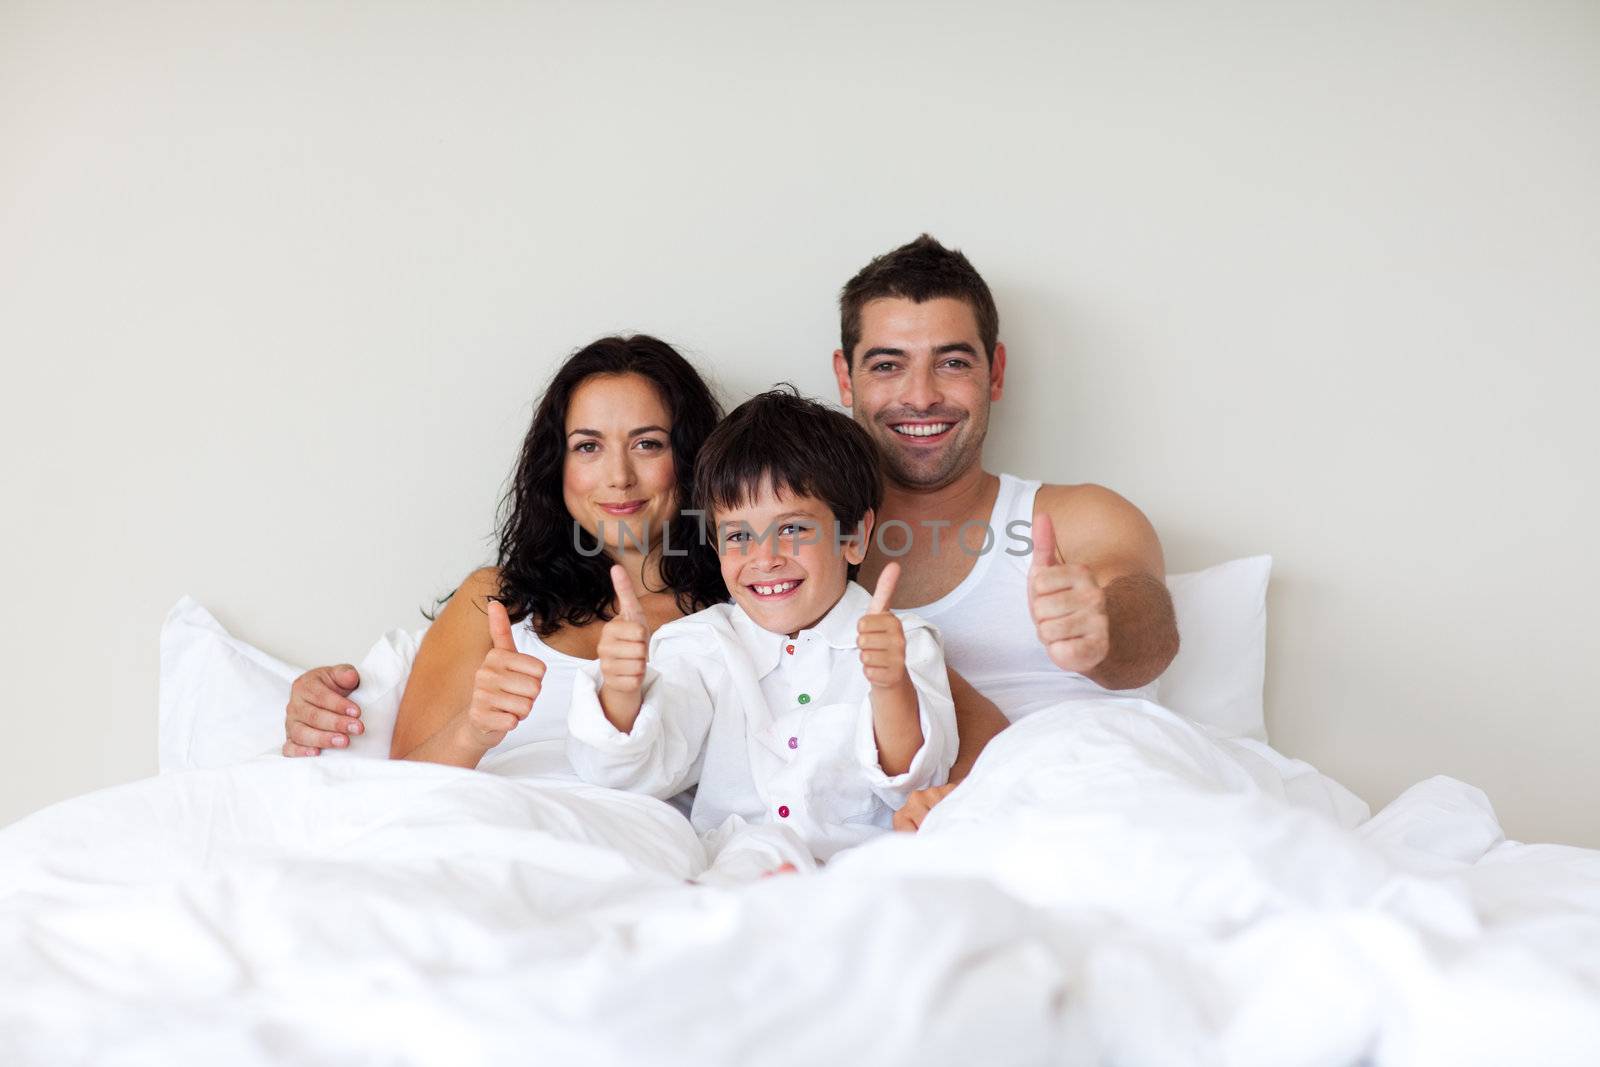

{"left": 2, "top": 699, "right": 1597, "bottom": 1066}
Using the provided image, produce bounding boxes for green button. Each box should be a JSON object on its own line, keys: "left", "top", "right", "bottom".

{"left": 797, "top": 693, "right": 811, "bottom": 705}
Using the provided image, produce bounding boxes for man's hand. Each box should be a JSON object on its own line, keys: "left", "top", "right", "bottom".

{"left": 1028, "top": 511, "right": 1111, "bottom": 675}
{"left": 460, "top": 600, "right": 546, "bottom": 750}
{"left": 597, "top": 565, "right": 650, "bottom": 728}
{"left": 856, "top": 562, "right": 907, "bottom": 689}
{"left": 893, "top": 783, "right": 957, "bottom": 832}
{"left": 283, "top": 664, "right": 364, "bottom": 756}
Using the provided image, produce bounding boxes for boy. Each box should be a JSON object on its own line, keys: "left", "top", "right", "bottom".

{"left": 566, "top": 388, "right": 957, "bottom": 873}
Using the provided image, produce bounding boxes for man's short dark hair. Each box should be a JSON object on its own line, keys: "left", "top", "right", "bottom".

{"left": 839, "top": 233, "right": 1000, "bottom": 367}
{"left": 693, "top": 386, "right": 883, "bottom": 574}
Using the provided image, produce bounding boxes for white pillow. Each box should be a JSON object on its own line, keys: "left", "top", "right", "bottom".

{"left": 158, "top": 596, "right": 424, "bottom": 771}
{"left": 1157, "top": 555, "right": 1273, "bottom": 742}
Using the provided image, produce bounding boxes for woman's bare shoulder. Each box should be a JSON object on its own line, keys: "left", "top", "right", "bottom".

{"left": 458, "top": 566, "right": 502, "bottom": 603}
{"left": 420, "top": 566, "right": 502, "bottom": 645}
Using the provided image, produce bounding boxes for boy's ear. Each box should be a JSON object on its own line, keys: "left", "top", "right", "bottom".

{"left": 844, "top": 509, "right": 874, "bottom": 566}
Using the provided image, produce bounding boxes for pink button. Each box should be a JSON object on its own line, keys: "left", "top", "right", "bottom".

{"left": 777, "top": 805, "right": 790, "bottom": 818}
{"left": 787, "top": 736, "right": 798, "bottom": 749}
{"left": 785, "top": 644, "right": 795, "bottom": 655}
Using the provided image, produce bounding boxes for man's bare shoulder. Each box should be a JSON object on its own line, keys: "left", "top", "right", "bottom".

{"left": 1033, "top": 482, "right": 1165, "bottom": 579}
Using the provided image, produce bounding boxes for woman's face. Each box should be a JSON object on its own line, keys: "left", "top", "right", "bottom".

{"left": 563, "top": 373, "right": 680, "bottom": 557}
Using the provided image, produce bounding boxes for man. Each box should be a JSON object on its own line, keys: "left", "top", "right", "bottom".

{"left": 832, "top": 235, "right": 1179, "bottom": 828}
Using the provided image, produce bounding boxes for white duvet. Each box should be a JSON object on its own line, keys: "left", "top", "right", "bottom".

{"left": 3, "top": 699, "right": 1598, "bottom": 1067}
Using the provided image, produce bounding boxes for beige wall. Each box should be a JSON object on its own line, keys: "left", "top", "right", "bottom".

{"left": 3, "top": 2, "right": 1596, "bottom": 845}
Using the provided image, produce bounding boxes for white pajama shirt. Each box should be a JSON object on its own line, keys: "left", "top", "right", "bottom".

{"left": 567, "top": 581, "right": 957, "bottom": 863}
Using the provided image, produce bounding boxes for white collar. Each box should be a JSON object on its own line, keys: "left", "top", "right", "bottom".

{"left": 728, "top": 580, "right": 874, "bottom": 678}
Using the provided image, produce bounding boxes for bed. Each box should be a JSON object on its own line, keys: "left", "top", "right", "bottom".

{"left": 3, "top": 563, "right": 1597, "bottom": 1066}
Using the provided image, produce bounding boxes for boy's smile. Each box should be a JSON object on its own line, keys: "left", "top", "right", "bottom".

{"left": 714, "top": 480, "right": 870, "bottom": 638}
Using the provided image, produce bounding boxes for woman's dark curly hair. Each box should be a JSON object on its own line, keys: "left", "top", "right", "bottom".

{"left": 495, "top": 335, "right": 727, "bottom": 634}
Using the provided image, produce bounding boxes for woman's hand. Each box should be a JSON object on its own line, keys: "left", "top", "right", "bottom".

{"left": 458, "top": 600, "right": 547, "bottom": 751}
{"left": 596, "top": 566, "right": 650, "bottom": 730}
{"left": 283, "top": 664, "right": 364, "bottom": 756}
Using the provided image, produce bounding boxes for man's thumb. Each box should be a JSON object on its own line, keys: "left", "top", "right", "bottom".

{"left": 1030, "top": 511, "right": 1061, "bottom": 572}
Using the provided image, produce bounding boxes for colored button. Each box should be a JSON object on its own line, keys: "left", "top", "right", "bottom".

{"left": 785, "top": 644, "right": 795, "bottom": 655}
{"left": 787, "top": 736, "right": 798, "bottom": 749}
{"left": 777, "top": 805, "right": 790, "bottom": 818}
{"left": 797, "top": 693, "right": 810, "bottom": 705}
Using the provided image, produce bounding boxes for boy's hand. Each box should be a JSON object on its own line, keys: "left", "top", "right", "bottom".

{"left": 462, "top": 600, "right": 547, "bottom": 750}
{"left": 857, "top": 562, "right": 908, "bottom": 689}
{"left": 598, "top": 565, "right": 651, "bottom": 721}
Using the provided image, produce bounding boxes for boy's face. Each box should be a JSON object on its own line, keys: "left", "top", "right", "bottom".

{"left": 713, "top": 480, "right": 870, "bottom": 638}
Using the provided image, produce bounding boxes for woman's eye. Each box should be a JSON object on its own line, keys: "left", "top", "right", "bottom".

{"left": 635, "top": 438, "right": 667, "bottom": 452}
{"left": 572, "top": 441, "right": 599, "bottom": 454}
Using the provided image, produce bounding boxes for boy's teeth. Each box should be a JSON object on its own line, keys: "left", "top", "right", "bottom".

{"left": 754, "top": 581, "right": 797, "bottom": 596}
{"left": 893, "top": 423, "right": 953, "bottom": 437}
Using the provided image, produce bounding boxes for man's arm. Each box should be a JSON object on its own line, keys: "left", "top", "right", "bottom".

{"left": 1033, "top": 483, "right": 1179, "bottom": 691}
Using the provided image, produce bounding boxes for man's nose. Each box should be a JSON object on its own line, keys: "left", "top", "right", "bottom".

{"left": 900, "top": 363, "right": 943, "bottom": 411}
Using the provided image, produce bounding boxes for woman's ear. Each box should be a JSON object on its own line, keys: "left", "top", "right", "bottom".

{"left": 844, "top": 509, "right": 874, "bottom": 566}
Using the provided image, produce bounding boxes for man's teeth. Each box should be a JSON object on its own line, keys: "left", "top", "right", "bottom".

{"left": 753, "top": 581, "right": 798, "bottom": 596}
{"left": 892, "top": 423, "right": 953, "bottom": 437}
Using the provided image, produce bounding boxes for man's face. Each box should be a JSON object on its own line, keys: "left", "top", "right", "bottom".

{"left": 833, "top": 296, "right": 1006, "bottom": 492}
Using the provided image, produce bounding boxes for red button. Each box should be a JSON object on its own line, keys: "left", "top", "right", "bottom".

{"left": 777, "top": 805, "right": 790, "bottom": 818}
{"left": 785, "top": 644, "right": 795, "bottom": 655}
{"left": 788, "top": 736, "right": 798, "bottom": 750}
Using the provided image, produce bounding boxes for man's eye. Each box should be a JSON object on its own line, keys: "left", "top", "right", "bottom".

{"left": 942, "top": 358, "right": 972, "bottom": 370}
{"left": 870, "top": 362, "right": 898, "bottom": 373}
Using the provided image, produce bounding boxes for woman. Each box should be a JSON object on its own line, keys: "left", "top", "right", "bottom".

{"left": 282, "top": 334, "right": 726, "bottom": 775}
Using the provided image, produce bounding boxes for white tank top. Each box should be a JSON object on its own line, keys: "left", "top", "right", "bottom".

{"left": 912, "top": 473, "right": 1155, "bottom": 721}
{"left": 474, "top": 620, "right": 587, "bottom": 780}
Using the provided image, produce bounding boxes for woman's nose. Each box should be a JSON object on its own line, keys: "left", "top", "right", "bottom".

{"left": 604, "top": 450, "right": 636, "bottom": 489}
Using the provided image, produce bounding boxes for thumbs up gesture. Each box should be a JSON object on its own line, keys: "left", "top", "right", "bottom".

{"left": 856, "top": 562, "right": 909, "bottom": 689}
{"left": 462, "top": 600, "right": 548, "bottom": 750}
{"left": 1028, "top": 511, "right": 1111, "bottom": 675}
{"left": 597, "top": 565, "right": 651, "bottom": 724}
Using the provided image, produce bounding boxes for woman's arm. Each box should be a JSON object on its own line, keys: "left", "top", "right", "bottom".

{"left": 391, "top": 566, "right": 538, "bottom": 767}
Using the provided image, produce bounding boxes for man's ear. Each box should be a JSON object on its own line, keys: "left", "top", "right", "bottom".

{"left": 832, "top": 349, "right": 854, "bottom": 408}
{"left": 844, "top": 508, "right": 873, "bottom": 566}
{"left": 989, "top": 342, "right": 1007, "bottom": 402}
